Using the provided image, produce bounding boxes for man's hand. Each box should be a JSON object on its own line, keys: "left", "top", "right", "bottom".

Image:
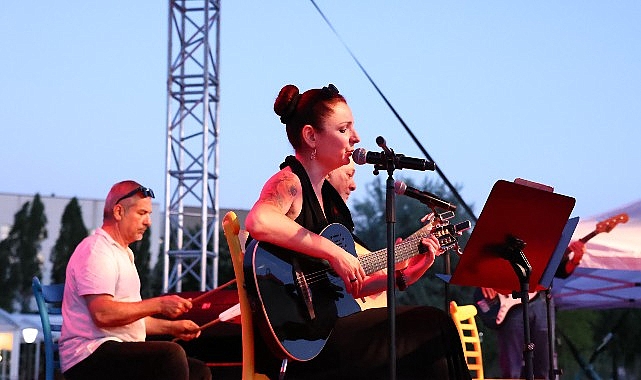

{"left": 481, "top": 287, "right": 498, "bottom": 300}
{"left": 157, "top": 295, "right": 193, "bottom": 319}
{"left": 170, "top": 319, "right": 201, "bottom": 341}
{"left": 568, "top": 240, "right": 586, "bottom": 264}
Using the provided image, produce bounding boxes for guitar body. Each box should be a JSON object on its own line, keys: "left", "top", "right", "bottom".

{"left": 244, "top": 220, "right": 470, "bottom": 361}
{"left": 244, "top": 223, "right": 362, "bottom": 361}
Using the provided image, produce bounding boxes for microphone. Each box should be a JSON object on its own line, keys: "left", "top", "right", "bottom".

{"left": 352, "top": 148, "right": 436, "bottom": 171}
{"left": 394, "top": 180, "right": 457, "bottom": 211}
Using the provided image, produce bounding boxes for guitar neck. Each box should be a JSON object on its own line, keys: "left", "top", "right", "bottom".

{"left": 357, "top": 221, "right": 471, "bottom": 275}
{"left": 564, "top": 213, "right": 628, "bottom": 255}
{"left": 579, "top": 231, "right": 598, "bottom": 244}
{"left": 358, "top": 233, "right": 428, "bottom": 275}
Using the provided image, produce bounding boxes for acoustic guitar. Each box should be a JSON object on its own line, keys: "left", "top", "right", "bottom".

{"left": 244, "top": 220, "right": 471, "bottom": 361}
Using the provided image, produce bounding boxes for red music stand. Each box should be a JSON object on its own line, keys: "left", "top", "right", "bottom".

{"left": 450, "top": 179, "right": 575, "bottom": 380}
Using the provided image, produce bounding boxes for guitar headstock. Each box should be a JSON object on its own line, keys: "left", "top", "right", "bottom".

{"left": 433, "top": 220, "right": 472, "bottom": 253}
{"left": 595, "top": 213, "right": 629, "bottom": 233}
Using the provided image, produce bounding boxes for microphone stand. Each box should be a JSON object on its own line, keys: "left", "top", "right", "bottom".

{"left": 384, "top": 171, "right": 397, "bottom": 380}
{"left": 365, "top": 136, "right": 436, "bottom": 380}
{"left": 370, "top": 138, "right": 399, "bottom": 380}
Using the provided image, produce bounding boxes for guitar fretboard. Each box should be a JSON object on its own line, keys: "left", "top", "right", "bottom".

{"left": 359, "top": 232, "right": 430, "bottom": 274}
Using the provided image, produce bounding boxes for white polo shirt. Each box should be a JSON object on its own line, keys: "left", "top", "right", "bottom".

{"left": 59, "top": 228, "right": 145, "bottom": 372}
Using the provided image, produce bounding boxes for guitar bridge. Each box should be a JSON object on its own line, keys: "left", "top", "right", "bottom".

{"left": 293, "top": 258, "right": 315, "bottom": 320}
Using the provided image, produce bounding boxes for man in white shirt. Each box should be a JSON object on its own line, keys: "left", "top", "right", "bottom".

{"left": 60, "top": 180, "right": 211, "bottom": 380}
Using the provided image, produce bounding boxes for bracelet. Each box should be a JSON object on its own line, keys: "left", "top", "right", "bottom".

{"left": 395, "top": 269, "right": 408, "bottom": 291}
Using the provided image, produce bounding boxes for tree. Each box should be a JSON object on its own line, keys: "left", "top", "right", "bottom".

{"left": 0, "top": 238, "right": 16, "bottom": 310}
{"left": 146, "top": 225, "right": 235, "bottom": 297}
{"left": 350, "top": 175, "right": 475, "bottom": 309}
{"left": 18, "top": 194, "right": 48, "bottom": 312}
{"left": 131, "top": 228, "right": 153, "bottom": 299}
{"left": 0, "top": 195, "right": 47, "bottom": 312}
{"left": 50, "top": 197, "right": 88, "bottom": 283}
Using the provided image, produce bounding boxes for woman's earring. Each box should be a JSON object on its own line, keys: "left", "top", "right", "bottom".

{"left": 310, "top": 149, "right": 317, "bottom": 160}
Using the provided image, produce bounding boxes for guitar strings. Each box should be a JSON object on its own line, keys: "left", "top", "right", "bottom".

{"left": 293, "top": 234, "right": 428, "bottom": 287}
{"left": 287, "top": 223, "right": 459, "bottom": 292}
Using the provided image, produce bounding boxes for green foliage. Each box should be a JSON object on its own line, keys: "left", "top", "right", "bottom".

{"left": 0, "top": 239, "right": 15, "bottom": 310}
{"left": 216, "top": 227, "right": 236, "bottom": 286}
{"left": 556, "top": 308, "right": 641, "bottom": 378}
{"left": 50, "top": 197, "right": 88, "bottom": 284}
{"left": 350, "top": 175, "right": 475, "bottom": 310}
{"left": 0, "top": 195, "right": 47, "bottom": 312}
{"left": 144, "top": 224, "right": 235, "bottom": 297}
{"left": 149, "top": 247, "right": 165, "bottom": 297}
{"left": 131, "top": 228, "right": 153, "bottom": 298}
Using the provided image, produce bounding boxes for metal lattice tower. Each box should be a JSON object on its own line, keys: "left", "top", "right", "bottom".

{"left": 163, "top": 0, "right": 221, "bottom": 292}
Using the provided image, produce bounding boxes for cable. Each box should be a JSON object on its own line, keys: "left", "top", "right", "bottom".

{"left": 309, "top": 0, "right": 477, "bottom": 223}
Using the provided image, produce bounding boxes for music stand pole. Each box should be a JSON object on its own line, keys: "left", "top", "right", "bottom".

{"left": 545, "top": 287, "right": 559, "bottom": 380}
{"left": 503, "top": 235, "right": 535, "bottom": 380}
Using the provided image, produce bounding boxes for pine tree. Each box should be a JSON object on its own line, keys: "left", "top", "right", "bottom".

{"left": 18, "top": 194, "right": 48, "bottom": 312}
{"left": 50, "top": 197, "right": 88, "bottom": 283}
{"left": 0, "top": 238, "right": 16, "bottom": 310}
{"left": 0, "top": 203, "right": 28, "bottom": 311}
{"left": 131, "top": 228, "right": 153, "bottom": 298}
{"left": 0, "top": 195, "right": 48, "bottom": 312}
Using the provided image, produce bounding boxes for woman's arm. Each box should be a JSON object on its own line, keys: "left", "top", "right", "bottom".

{"left": 245, "top": 169, "right": 366, "bottom": 294}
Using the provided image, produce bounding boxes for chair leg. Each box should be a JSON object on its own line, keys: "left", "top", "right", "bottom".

{"left": 278, "top": 358, "right": 288, "bottom": 380}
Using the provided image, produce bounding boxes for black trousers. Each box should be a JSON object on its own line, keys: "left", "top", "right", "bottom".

{"left": 257, "top": 305, "right": 472, "bottom": 380}
{"left": 63, "top": 340, "right": 212, "bottom": 380}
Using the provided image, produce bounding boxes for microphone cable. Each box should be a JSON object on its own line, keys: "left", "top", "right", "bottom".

{"left": 309, "top": 0, "right": 477, "bottom": 223}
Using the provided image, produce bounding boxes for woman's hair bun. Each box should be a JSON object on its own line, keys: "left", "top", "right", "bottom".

{"left": 274, "top": 84, "right": 301, "bottom": 124}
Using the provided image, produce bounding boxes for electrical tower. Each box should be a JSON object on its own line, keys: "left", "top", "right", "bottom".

{"left": 163, "top": 0, "right": 221, "bottom": 292}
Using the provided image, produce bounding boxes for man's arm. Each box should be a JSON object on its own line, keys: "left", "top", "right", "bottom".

{"left": 85, "top": 294, "right": 193, "bottom": 328}
{"left": 555, "top": 240, "right": 586, "bottom": 279}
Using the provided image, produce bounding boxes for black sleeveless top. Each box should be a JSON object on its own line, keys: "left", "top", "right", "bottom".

{"left": 280, "top": 155, "right": 354, "bottom": 234}
{"left": 245, "top": 156, "right": 357, "bottom": 250}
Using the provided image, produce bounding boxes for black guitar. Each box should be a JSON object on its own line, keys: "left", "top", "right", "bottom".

{"left": 243, "top": 220, "right": 471, "bottom": 361}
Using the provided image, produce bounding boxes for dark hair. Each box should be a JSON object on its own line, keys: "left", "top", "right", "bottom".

{"left": 274, "top": 84, "right": 346, "bottom": 150}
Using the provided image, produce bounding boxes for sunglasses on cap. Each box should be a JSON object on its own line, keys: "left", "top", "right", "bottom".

{"left": 115, "top": 186, "right": 155, "bottom": 205}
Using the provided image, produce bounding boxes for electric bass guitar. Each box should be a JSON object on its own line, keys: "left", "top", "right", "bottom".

{"left": 244, "top": 220, "right": 471, "bottom": 361}
{"left": 474, "top": 213, "right": 629, "bottom": 329}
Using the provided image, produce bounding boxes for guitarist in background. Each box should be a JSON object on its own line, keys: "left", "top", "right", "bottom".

{"left": 245, "top": 83, "right": 471, "bottom": 380}
{"left": 480, "top": 240, "right": 586, "bottom": 379}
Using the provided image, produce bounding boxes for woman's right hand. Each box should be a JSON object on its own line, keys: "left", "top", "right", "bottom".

{"left": 328, "top": 248, "right": 366, "bottom": 295}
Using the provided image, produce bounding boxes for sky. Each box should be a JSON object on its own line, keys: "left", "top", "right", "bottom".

{"left": 1, "top": 1, "right": 640, "bottom": 224}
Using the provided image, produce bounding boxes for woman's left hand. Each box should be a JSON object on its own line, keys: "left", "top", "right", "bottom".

{"left": 396, "top": 234, "right": 441, "bottom": 286}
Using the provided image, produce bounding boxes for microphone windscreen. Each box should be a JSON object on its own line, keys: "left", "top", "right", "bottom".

{"left": 352, "top": 148, "right": 368, "bottom": 165}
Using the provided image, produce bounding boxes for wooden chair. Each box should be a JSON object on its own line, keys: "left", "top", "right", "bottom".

{"left": 222, "top": 211, "right": 271, "bottom": 380}
{"left": 450, "top": 300, "right": 485, "bottom": 380}
{"left": 32, "top": 276, "right": 64, "bottom": 380}
{"left": 450, "top": 301, "right": 531, "bottom": 380}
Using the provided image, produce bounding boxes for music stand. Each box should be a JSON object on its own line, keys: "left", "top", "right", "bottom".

{"left": 449, "top": 179, "right": 575, "bottom": 380}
